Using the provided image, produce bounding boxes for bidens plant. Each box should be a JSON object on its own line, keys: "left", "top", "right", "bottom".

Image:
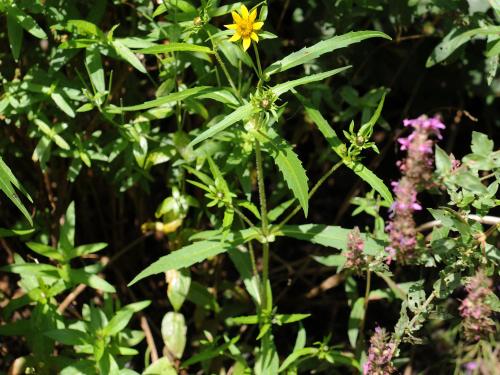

{"left": 0, "top": 0, "right": 498, "bottom": 374}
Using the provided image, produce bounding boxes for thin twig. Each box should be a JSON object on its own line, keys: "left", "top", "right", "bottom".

{"left": 58, "top": 283, "right": 87, "bottom": 314}
{"left": 141, "top": 315, "right": 159, "bottom": 363}
{"left": 416, "top": 215, "right": 500, "bottom": 232}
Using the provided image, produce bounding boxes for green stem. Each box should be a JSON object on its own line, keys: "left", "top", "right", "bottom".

{"left": 359, "top": 269, "right": 372, "bottom": 339}
{"left": 253, "top": 43, "right": 263, "bottom": 80}
{"left": 206, "top": 28, "right": 242, "bottom": 103}
{"left": 276, "top": 160, "right": 343, "bottom": 229}
{"left": 233, "top": 206, "right": 257, "bottom": 229}
{"left": 255, "top": 139, "right": 270, "bottom": 310}
{"left": 213, "top": 49, "right": 243, "bottom": 103}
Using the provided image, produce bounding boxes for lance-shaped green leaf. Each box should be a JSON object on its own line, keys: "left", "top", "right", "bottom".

{"left": 426, "top": 26, "right": 500, "bottom": 67}
{"left": 106, "top": 86, "right": 214, "bottom": 113}
{"left": 348, "top": 297, "right": 365, "bottom": 347}
{"left": 138, "top": 42, "right": 213, "bottom": 55}
{"left": 26, "top": 242, "right": 64, "bottom": 261}
{"left": 7, "top": 15, "right": 23, "bottom": 61}
{"left": 264, "top": 31, "right": 390, "bottom": 77}
{"left": 44, "top": 329, "right": 89, "bottom": 345}
{"left": 297, "top": 94, "right": 393, "bottom": 204}
{"left": 256, "top": 128, "right": 309, "bottom": 217}
{"left": 0, "top": 157, "right": 33, "bottom": 225}
{"left": 129, "top": 240, "right": 232, "bottom": 285}
{"left": 51, "top": 91, "right": 75, "bottom": 118}
{"left": 1, "top": 263, "right": 59, "bottom": 278}
{"left": 103, "top": 301, "right": 150, "bottom": 336}
{"left": 6, "top": 5, "right": 47, "bottom": 39}
{"left": 182, "top": 336, "right": 240, "bottom": 367}
{"left": 153, "top": 0, "right": 197, "bottom": 17}
{"left": 85, "top": 45, "right": 106, "bottom": 94}
{"left": 69, "top": 268, "right": 116, "bottom": 293}
{"left": 358, "top": 92, "right": 386, "bottom": 138}
{"left": 189, "top": 103, "right": 253, "bottom": 147}
{"left": 349, "top": 162, "right": 393, "bottom": 204}
{"left": 33, "top": 118, "right": 70, "bottom": 150}
{"left": 277, "top": 224, "right": 384, "bottom": 255}
{"left": 0, "top": 227, "right": 34, "bottom": 238}
{"left": 65, "top": 19, "right": 105, "bottom": 38}
{"left": 112, "top": 40, "right": 147, "bottom": 73}
{"left": 69, "top": 242, "right": 108, "bottom": 260}
{"left": 271, "top": 67, "right": 351, "bottom": 97}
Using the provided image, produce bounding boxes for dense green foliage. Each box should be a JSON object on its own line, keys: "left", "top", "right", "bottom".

{"left": 0, "top": 1, "right": 498, "bottom": 374}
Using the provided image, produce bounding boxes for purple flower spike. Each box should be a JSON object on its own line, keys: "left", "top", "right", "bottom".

{"left": 386, "top": 115, "right": 445, "bottom": 263}
{"left": 459, "top": 270, "right": 495, "bottom": 342}
{"left": 363, "top": 327, "right": 396, "bottom": 375}
{"left": 345, "top": 227, "right": 367, "bottom": 273}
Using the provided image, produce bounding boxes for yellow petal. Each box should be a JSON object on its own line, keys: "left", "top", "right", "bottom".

{"left": 240, "top": 4, "right": 249, "bottom": 19}
{"left": 249, "top": 8, "right": 258, "bottom": 22}
{"left": 229, "top": 33, "right": 242, "bottom": 42}
{"left": 250, "top": 32, "right": 259, "bottom": 42}
{"left": 242, "top": 37, "right": 251, "bottom": 51}
{"left": 253, "top": 22, "right": 264, "bottom": 31}
{"left": 231, "top": 11, "right": 242, "bottom": 23}
{"left": 225, "top": 24, "right": 238, "bottom": 30}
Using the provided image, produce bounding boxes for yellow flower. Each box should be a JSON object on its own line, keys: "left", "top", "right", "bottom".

{"left": 225, "top": 4, "right": 264, "bottom": 51}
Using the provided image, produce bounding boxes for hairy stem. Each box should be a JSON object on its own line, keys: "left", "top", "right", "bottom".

{"left": 255, "top": 139, "right": 271, "bottom": 310}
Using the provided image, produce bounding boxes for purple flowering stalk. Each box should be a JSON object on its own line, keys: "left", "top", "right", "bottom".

{"left": 363, "top": 327, "right": 396, "bottom": 375}
{"left": 459, "top": 270, "right": 495, "bottom": 342}
{"left": 386, "top": 115, "right": 445, "bottom": 263}
{"left": 345, "top": 226, "right": 367, "bottom": 273}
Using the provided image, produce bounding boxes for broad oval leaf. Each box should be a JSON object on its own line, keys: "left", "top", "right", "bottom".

{"left": 161, "top": 312, "right": 187, "bottom": 359}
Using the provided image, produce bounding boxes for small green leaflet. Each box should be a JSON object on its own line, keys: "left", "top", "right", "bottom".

{"left": 189, "top": 103, "right": 254, "bottom": 147}
{"left": 264, "top": 31, "right": 390, "bottom": 77}
{"left": 256, "top": 128, "right": 309, "bottom": 217}
{"left": 129, "top": 240, "right": 231, "bottom": 285}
